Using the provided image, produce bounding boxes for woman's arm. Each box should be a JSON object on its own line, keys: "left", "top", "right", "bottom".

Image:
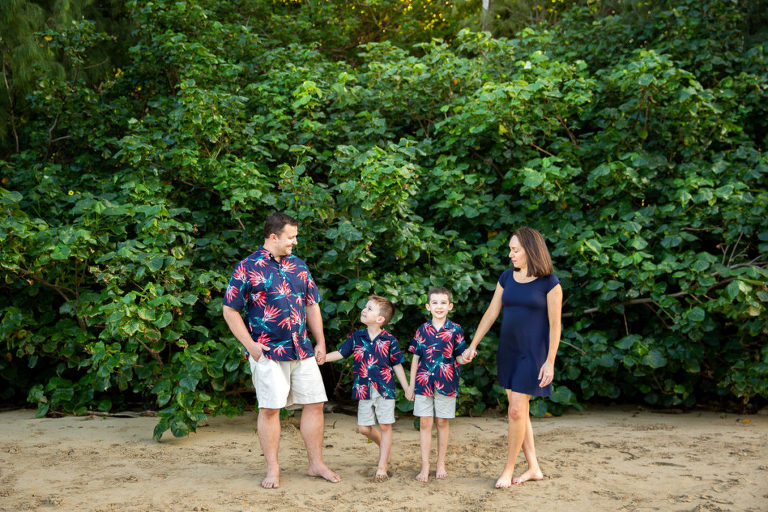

{"left": 538, "top": 283, "right": 563, "bottom": 387}
{"left": 463, "top": 283, "right": 504, "bottom": 361}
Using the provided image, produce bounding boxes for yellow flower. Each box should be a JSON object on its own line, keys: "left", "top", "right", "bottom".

{"left": 68, "top": 190, "right": 74, "bottom": 195}
{"left": 44, "top": 36, "right": 53, "bottom": 42}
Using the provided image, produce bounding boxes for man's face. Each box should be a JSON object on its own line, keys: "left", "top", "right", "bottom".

{"left": 272, "top": 224, "right": 298, "bottom": 257}
{"left": 426, "top": 293, "right": 453, "bottom": 320}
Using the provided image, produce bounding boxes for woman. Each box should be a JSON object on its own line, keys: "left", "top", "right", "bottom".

{"left": 463, "top": 226, "right": 563, "bottom": 488}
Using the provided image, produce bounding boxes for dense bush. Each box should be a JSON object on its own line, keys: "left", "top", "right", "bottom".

{"left": 1, "top": 0, "right": 766, "bottom": 438}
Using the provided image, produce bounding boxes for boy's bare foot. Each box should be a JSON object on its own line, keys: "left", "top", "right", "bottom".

{"left": 512, "top": 468, "right": 543, "bottom": 484}
{"left": 435, "top": 465, "right": 448, "bottom": 479}
{"left": 495, "top": 469, "right": 514, "bottom": 489}
{"left": 416, "top": 469, "right": 429, "bottom": 483}
{"left": 262, "top": 469, "right": 280, "bottom": 489}
{"left": 375, "top": 467, "right": 389, "bottom": 481}
{"left": 308, "top": 462, "right": 341, "bottom": 483}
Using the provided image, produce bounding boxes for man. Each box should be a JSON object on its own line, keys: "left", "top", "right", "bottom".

{"left": 222, "top": 211, "right": 340, "bottom": 489}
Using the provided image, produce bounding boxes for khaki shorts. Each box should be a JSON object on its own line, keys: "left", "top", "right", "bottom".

{"left": 414, "top": 393, "right": 456, "bottom": 419}
{"left": 249, "top": 355, "right": 327, "bottom": 409}
{"left": 357, "top": 386, "right": 396, "bottom": 426}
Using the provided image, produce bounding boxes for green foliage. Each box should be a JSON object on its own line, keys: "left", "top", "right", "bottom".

{"left": 1, "top": 0, "right": 766, "bottom": 438}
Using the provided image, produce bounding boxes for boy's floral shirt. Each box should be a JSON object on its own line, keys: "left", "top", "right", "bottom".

{"left": 338, "top": 329, "right": 404, "bottom": 400}
{"left": 408, "top": 319, "right": 467, "bottom": 397}
{"left": 223, "top": 247, "right": 320, "bottom": 361}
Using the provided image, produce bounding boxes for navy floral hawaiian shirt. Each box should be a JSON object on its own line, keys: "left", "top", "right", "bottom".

{"left": 337, "top": 329, "right": 405, "bottom": 400}
{"left": 223, "top": 246, "right": 320, "bottom": 361}
{"left": 408, "top": 319, "right": 467, "bottom": 397}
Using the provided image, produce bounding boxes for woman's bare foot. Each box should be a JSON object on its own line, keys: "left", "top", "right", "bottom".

{"left": 512, "top": 468, "right": 543, "bottom": 484}
{"left": 435, "top": 465, "right": 448, "bottom": 479}
{"left": 375, "top": 466, "right": 389, "bottom": 481}
{"left": 495, "top": 469, "right": 514, "bottom": 489}
{"left": 416, "top": 468, "right": 429, "bottom": 483}
{"left": 262, "top": 468, "right": 280, "bottom": 489}
{"left": 308, "top": 462, "right": 341, "bottom": 483}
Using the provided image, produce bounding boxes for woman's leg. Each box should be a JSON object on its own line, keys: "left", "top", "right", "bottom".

{"left": 496, "top": 390, "right": 529, "bottom": 488}
{"left": 513, "top": 414, "right": 544, "bottom": 484}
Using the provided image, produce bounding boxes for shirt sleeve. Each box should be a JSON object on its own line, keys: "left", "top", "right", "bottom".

{"left": 498, "top": 269, "right": 511, "bottom": 289}
{"left": 305, "top": 267, "right": 321, "bottom": 305}
{"left": 223, "top": 260, "right": 248, "bottom": 311}
{"left": 389, "top": 337, "right": 405, "bottom": 366}
{"left": 546, "top": 273, "right": 561, "bottom": 293}
{"left": 410, "top": 326, "right": 424, "bottom": 357}
{"left": 452, "top": 325, "right": 468, "bottom": 358}
{"left": 337, "top": 334, "right": 355, "bottom": 359}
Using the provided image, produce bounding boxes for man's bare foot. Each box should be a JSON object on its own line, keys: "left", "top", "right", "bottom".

{"left": 262, "top": 469, "right": 280, "bottom": 489}
{"left": 416, "top": 469, "right": 429, "bottom": 483}
{"left": 512, "top": 468, "right": 543, "bottom": 484}
{"left": 375, "top": 467, "right": 389, "bottom": 481}
{"left": 435, "top": 465, "right": 448, "bottom": 479}
{"left": 495, "top": 469, "right": 514, "bottom": 489}
{"left": 308, "top": 463, "right": 341, "bottom": 483}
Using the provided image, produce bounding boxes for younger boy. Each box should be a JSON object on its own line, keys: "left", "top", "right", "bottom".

{"left": 325, "top": 295, "right": 409, "bottom": 480}
{"left": 406, "top": 286, "right": 467, "bottom": 482}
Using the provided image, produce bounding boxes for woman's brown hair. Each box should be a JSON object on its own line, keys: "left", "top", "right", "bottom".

{"left": 512, "top": 226, "right": 554, "bottom": 277}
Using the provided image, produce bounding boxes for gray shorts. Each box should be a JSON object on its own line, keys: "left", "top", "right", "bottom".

{"left": 414, "top": 393, "right": 456, "bottom": 419}
{"left": 357, "top": 386, "right": 396, "bottom": 426}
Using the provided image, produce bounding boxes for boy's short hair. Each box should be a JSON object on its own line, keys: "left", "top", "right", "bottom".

{"left": 368, "top": 295, "right": 394, "bottom": 326}
{"left": 264, "top": 211, "right": 299, "bottom": 238}
{"left": 427, "top": 286, "right": 452, "bottom": 303}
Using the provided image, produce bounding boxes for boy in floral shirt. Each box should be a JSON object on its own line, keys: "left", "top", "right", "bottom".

{"left": 406, "top": 286, "right": 467, "bottom": 483}
{"left": 325, "top": 295, "right": 409, "bottom": 480}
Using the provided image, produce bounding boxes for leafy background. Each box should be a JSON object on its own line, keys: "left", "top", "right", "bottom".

{"left": 1, "top": 0, "right": 766, "bottom": 439}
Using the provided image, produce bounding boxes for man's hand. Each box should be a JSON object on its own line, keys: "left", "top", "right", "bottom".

{"left": 249, "top": 340, "right": 270, "bottom": 361}
{"left": 315, "top": 346, "right": 326, "bottom": 365}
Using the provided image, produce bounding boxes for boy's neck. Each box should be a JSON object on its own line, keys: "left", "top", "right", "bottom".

{"left": 366, "top": 325, "right": 383, "bottom": 339}
{"left": 431, "top": 317, "right": 447, "bottom": 330}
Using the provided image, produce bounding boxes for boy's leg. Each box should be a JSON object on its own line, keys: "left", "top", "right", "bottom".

{"left": 417, "top": 416, "right": 433, "bottom": 482}
{"left": 376, "top": 423, "right": 393, "bottom": 480}
{"left": 357, "top": 397, "right": 381, "bottom": 445}
{"left": 513, "top": 414, "right": 544, "bottom": 484}
{"left": 496, "top": 390, "right": 530, "bottom": 489}
{"left": 434, "top": 394, "right": 455, "bottom": 479}
{"left": 357, "top": 425, "right": 381, "bottom": 445}
{"left": 435, "top": 418, "right": 450, "bottom": 479}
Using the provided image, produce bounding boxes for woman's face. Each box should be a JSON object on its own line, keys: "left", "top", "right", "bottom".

{"left": 509, "top": 235, "right": 527, "bottom": 269}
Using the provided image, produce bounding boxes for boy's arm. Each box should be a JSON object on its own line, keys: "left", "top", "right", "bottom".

{"left": 324, "top": 350, "right": 343, "bottom": 363}
{"left": 407, "top": 354, "right": 420, "bottom": 401}
{"left": 393, "top": 364, "right": 409, "bottom": 394}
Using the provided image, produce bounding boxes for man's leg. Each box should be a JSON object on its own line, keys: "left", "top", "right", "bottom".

{"left": 301, "top": 402, "right": 341, "bottom": 482}
{"left": 257, "top": 408, "right": 281, "bottom": 489}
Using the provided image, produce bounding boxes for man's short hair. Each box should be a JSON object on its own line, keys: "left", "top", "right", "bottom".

{"left": 368, "top": 295, "right": 395, "bottom": 326}
{"left": 264, "top": 211, "right": 299, "bottom": 238}
{"left": 427, "top": 286, "right": 452, "bottom": 303}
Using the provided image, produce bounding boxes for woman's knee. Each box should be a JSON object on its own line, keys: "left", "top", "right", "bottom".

{"left": 507, "top": 402, "right": 527, "bottom": 422}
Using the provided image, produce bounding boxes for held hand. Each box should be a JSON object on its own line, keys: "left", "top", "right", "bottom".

{"left": 315, "top": 346, "right": 326, "bottom": 365}
{"left": 461, "top": 347, "right": 476, "bottom": 363}
{"left": 538, "top": 360, "right": 554, "bottom": 387}
{"left": 405, "top": 387, "right": 415, "bottom": 401}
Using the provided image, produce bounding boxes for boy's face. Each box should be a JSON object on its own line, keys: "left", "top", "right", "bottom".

{"left": 360, "top": 300, "right": 384, "bottom": 326}
{"left": 426, "top": 293, "right": 453, "bottom": 320}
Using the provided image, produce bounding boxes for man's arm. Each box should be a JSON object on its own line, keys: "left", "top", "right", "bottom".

{"left": 222, "top": 305, "right": 270, "bottom": 360}
{"left": 306, "top": 302, "right": 327, "bottom": 364}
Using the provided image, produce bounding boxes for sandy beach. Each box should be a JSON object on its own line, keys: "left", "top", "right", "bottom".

{"left": 1, "top": 406, "right": 766, "bottom": 511}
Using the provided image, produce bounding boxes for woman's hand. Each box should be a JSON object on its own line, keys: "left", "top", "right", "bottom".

{"left": 461, "top": 347, "right": 476, "bottom": 363}
{"left": 538, "top": 360, "right": 554, "bottom": 387}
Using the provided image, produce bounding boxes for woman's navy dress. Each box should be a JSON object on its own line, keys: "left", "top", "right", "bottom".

{"left": 497, "top": 269, "right": 560, "bottom": 397}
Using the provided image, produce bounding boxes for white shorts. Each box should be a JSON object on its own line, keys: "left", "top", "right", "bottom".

{"left": 249, "top": 355, "right": 327, "bottom": 409}
{"left": 414, "top": 393, "right": 456, "bottom": 419}
{"left": 357, "top": 386, "right": 396, "bottom": 426}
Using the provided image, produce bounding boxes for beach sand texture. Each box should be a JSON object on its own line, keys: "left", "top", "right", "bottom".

{"left": 0, "top": 406, "right": 766, "bottom": 511}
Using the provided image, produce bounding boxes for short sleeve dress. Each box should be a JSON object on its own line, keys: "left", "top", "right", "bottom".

{"left": 497, "top": 269, "right": 560, "bottom": 396}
